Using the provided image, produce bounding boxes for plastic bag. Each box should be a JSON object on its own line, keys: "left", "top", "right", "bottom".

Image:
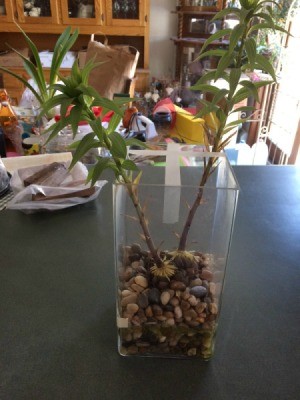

{"left": 7, "top": 160, "right": 107, "bottom": 213}
{"left": 6, "top": 181, "right": 107, "bottom": 213}
{"left": 10, "top": 161, "right": 88, "bottom": 193}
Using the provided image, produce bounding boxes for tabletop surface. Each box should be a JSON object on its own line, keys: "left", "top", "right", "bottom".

{"left": 1, "top": 165, "right": 300, "bottom": 400}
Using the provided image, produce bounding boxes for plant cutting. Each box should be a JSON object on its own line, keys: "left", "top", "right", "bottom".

{"left": 0, "top": 24, "right": 79, "bottom": 118}
{"left": 39, "top": 0, "right": 287, "bottom": 359}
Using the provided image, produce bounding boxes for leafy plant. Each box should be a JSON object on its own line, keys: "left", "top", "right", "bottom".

{"left": 40, "top": 0, "right": 287, "bottom": 278}
{"left": 0, "top": 24, "right": 79, "bottom": 117}
{"left": 176, "top": 0, "right": 289, "bottom": 250}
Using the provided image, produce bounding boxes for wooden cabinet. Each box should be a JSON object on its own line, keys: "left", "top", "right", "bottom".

{"left": 15, "top": 0, "right": 60, "bottom": 24}
{"left": 105, "top": 0, "right": 147, "bottom": 27}
{"left": 172, "top": 0, "right": 228, "bottom": 84}
{"left": 60, "top": 0, "right": 105, "bottom": 26}
{"left": 0, "top": 0, "right": 14, "bottom": 22}
{"left": 0, "top": 0, "right": 150, "bottom": 101}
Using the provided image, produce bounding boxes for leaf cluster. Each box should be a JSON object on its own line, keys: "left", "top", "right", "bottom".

{"left": 191, "top": 0, "right": 289, "bottom": 150}
{"left": 41, "top": 59, "right": 145, "bottom": 186}
{"left": 0, "top": 24, "right": 79, "bottom": 111}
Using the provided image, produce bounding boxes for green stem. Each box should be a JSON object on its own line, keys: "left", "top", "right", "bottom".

{"left": 89, "top": 110, "right": 163, "bottom": 267}
{"left": 123, "top": 180, "right": 164, "bottom": 268}
{"left": 178, "top": 119, "right": 227, "bottom": 251}
{"left": 177, "top": 22, "right": 252, "bottom": 251}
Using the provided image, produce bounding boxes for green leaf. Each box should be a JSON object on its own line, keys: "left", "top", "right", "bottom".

{"left": 0, "top": 65, "right": 43, "bottom": 104}
{"left": 195, "top": 49, "right": 227, "bottom": 62}
{"left": 69, "top": 133, "right": 100, "bottom": 169}
{"left": 229, "top": 106, "right": 255, "bottom": 114}
{"left": 107, "top": 113, "right": 122, "bottom": 135}
{"left": 189, "top": 84, "right": 222, "bottom": 95}
{"left": 253, "top": 80, "right": 274, "bottom": 89}
{"left": 240, "top": 80, "right": 259, "bottom": 102}
{"left": 90, "top": 119, "right": 105, "bottom": 142}
{"left": 40, "top": 94, "right": 71, "bottom": 117}
{"left": 229, "top": 23, "right": 246, "bottom": 53}
{"left": 216, "top": 108, "right": 227, "bottom": 125}
{"left": 255, "top": 54, "right": 277, "bottom": 82}
{"left": 45, "top": 119, "right": 69, "bottom": 144}
{"left": 81, "top": 59, "right": 95, "bottom": 85}
{"left": 211, "top": 7, "right": 241, "bottom": 22}
{"left": 50, "top": 29, "right": 79, "bottom": 85}
{"left": 229, "top": 68, "right": 241, "bottom": 97}
{"left": 91, "top": 96, "right": 123, "bottom": 116}
{"left": 69, "top": 105, "right": 84, "bottom": 136}
{"left": 254, "top": 12, "right": 275, "bottom": 29}
{"left": 196, "top": 103, "right": 219, "bottom": 118}
{"left": 273, "top": 24, "right": 291, "bottom": 36}
{"left": 99, "top": 159, "right": 120, "bottom": 180}
{"left": 5, "top": 45, "right": 47, "bottom": 98}
{"left": 70, "top": 59, "right": 82, "bottom": 85}
{"left": 230, "top": 87, "right": 252, "bottom": 105}
{"left": 51, "top": 27, "right": 72, "bottom": 70}
{"left": 122, "top": 159, "right": 139, "bottom": 171}
{"left": 259, "top": 1, "right": 281, "bottom": 10}
{"left": 244, "top": 37, "right": 257, "bottom": 69}
{"left": 125, "top": 138, "right": 148, "bottom": 148}
{"left": 215, "top": 52, "right": 234, "bottom": 81}
{"left": 109, "top": 131, "right": 127, "bottom": 160}
{"left": 248, "top": 22, "right": 274, "bottom": 35}
{"left": 193, "top": 70, "right": 229, "bottom": 86}
{"left": 89, "top": 157, "right": 111, "bottom": 186}
{"left": 200, "top": 29, "right": 231, "bottom": 53}
{"left": 212, "top": 89, "right": 229, "bottom": 105}
{"left": 13, "top": 22, "right": 45, "bottom": 93}
{"left": 225, "top": 118, "right": 248, "bottom": 129}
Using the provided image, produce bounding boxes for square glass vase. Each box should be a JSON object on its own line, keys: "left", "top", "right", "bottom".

{"left": 113, "top": 153, "right": 239, "bottom": 359}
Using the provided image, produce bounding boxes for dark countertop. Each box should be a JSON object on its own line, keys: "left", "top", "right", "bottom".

{"left": 1, "top": 165, "right": 300, "bottom": 400}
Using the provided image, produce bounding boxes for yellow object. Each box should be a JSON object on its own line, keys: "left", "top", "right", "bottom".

{"left": 204, "top": 112, "right": 220, "bottom": 133}
{"left": 169, "top": 105, "right": 205, "bottom": 144}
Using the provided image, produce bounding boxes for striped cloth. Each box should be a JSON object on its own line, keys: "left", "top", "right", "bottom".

{"left": 0, "top": 189, "right": 14, "bottom": 211}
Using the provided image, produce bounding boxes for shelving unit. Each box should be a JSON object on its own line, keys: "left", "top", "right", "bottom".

{"left": 0, "top": 0, "right": 150, "bottom": 103}
{"left": 172, "top": 0, "right": 228, "bottom": 84}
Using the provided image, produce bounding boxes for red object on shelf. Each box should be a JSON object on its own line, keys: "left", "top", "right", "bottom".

{"left": 152, "top": 98, "right": 176, "bottom": 128}
{"left": 54, "top": 106, "right": 114, "bottom": 125}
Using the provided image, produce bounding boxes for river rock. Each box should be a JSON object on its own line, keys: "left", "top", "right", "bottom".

{"left": 121, "top": 293, "right": 138, "bottom": 307}
{"left": 160, "top": 291, "right": 171, "bottom": 305}
{"left": 126, "top": 303, "right": 139, "bottom": 314}
{"left": 134, "top": 275, "right": 148, "bottom": 288}
{"left": 200, "top": 269, "right": 213, "bottom": 281}
{"left": 131, "top": 243, "right": 142, "bottom": 254}
{"left": 137, "top": 292, "right": 149, "bottom": 308}
{"left": 148, "top": 288, "right": 161, "bottom": 304}
{"left": 190, "top": 286, "right": 207, "bottom": 298}
{"left": 170, "top": 281, "right": 186, "bottom": 291}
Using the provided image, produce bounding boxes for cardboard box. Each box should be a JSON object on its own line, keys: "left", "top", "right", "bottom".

{"left": 0, "top": 48, "right": 29, "bottom": 67}
{"left": 169, "top": 105, "right": 205, "bottom": 144}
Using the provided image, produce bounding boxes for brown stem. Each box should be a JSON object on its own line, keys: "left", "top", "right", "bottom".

{"left": 178, "top": 157, "right": 213, "bottom": 251}
{"left": 89, "top": 111, "right": 163, "bottom": 267}
{"left": 125, "top": 183, "right": 163, "bottom": 267}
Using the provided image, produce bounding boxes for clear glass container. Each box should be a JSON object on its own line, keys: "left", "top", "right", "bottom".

{"left": 114, "top": 153, "right": 239, "bottom": 359}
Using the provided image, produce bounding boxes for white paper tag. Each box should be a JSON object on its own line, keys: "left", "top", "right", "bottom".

{"left": 163, "top": 142, "right": 181, "bottom": 224}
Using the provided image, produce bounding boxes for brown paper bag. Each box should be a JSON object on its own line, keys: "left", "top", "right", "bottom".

{"left": 85, "top": 33, "right": 140, "bottom": 99}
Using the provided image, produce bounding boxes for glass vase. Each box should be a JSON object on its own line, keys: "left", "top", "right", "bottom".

{"left": 113, "top": 153, "right": 239, "bottom": 359}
